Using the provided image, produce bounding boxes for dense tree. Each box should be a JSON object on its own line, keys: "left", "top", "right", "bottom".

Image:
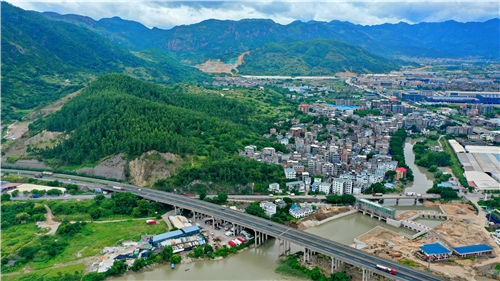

{"left": 107, "top": 260, "right": 128, "bottom": 276}
{"left": 170, "top": 254, "right": 181, "bottom": 263}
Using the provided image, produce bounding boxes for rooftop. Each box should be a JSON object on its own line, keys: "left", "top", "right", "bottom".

{"left": 452, "top": 244, "right": 493, "bottom": 255}
{"left": 419, "top": 243, "right": 451, "bottom": 255}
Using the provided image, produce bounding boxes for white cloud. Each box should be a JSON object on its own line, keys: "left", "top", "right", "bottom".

{"left": 7, "top": 1, "right": 499, "bottom": 29}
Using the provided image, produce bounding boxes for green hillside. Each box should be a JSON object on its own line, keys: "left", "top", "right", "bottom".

{"left": 29, "top": 74, "right": 288, "bottom": 188}
{"left": 238, "top": 39, "right": 400, "bottom": 76}
{"left": 1, "top": 2, "right": 207, "bottom": 121}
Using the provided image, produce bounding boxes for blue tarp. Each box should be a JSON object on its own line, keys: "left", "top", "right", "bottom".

{"left": 419, "top": 243, "right": 451, "bottom": 255}
{"left": 453, "top": 244, "right": 493, "bottom": 255}
{"left": 437, "top": 182, "right": 453, "bottom": 187}
{"left": 384, "top": 183, "right": 395, "bottom": 189}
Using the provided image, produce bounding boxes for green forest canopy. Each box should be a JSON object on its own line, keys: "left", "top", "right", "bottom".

{"left": 238, "top": 38, "right": 400, "bottom": 76}
{"left": 1, "top": 2, "right": 208, "bottom": 121}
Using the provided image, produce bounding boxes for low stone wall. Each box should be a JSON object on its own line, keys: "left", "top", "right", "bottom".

{"left": 316, "top": 209, "right": 358, "bottom": 226}
{"left": 386, "top": 218, "right": 402, "bottom": 227}
{"left": 401, "top": 220, "right": 430, "bottom": 233}
{"left": 439, "top": 205, "right": 447, "bottom": 215}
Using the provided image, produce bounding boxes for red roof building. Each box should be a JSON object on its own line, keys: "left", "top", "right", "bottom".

{"left": 298, "top": 104, "right": 310, "bottom": 113}
{"left": 395, "top": 167, "right": 408, "bottom": 179}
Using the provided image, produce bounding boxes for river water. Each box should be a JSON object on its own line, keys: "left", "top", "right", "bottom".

{"left": 118, "top": 139, "right": 442, "bottom": 280}
{"left": 402, "top": 138, "right": 436, "bottom": 195}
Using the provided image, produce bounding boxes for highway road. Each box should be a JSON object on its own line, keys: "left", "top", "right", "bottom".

{"left": 3, "top": 169, "right": 441, "bottom": 202}
{"left": 104, "top": 184, "right": 444, "bottom": 281}
{"left": 3, "top": 169, "right": 445, "bottom": 280}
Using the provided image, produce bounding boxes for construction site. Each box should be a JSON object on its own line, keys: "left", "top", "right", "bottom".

{"left": 353, "top": 200, "right": 499, "bottom": 281}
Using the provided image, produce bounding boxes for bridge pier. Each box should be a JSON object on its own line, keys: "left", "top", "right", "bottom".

{"left": 362, "top": 268, "right": 373, "bottom": 281}
{"left": 414, "top": 198, "right": 417, "bottom": 205}
{"left": 396, "top": 198, "right": 399, "bottom": 205}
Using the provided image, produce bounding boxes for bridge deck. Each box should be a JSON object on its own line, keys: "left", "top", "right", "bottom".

{"left": 101, "top": 185, "right": 445, "bottom": 281}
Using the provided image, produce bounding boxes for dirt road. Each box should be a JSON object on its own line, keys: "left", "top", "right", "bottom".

{"left": 39, "top": 204, "right": 61, "bottom": 235}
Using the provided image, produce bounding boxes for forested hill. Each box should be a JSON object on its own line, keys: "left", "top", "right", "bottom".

{"left": 238, "top": 39, "right": 399, "bottom": 76}
{"left": 29, "top": 74, "right": 263, "bottom": 164}
{"left": 29, "top": 74, "right": 288, "bottom": 188}
{"left": 43, "top": 12, "right": 499, "bottom": 62}
{"left": 1, "top": 2, "right": 208, "bottom": 121}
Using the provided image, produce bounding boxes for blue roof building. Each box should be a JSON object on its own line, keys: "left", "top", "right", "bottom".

{"left": 152, "top": 230, "right": 184, "bottom": 245}
{"left": 452, "top": 244, "right": 493, "bottom": 258}
{"left": 416, "top": 243, "right": 452, "bottom": 261}
{"left": 181, "top": 225, "right": 200, "bottom": 236}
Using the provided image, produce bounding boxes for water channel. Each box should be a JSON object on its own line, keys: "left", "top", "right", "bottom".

{"left": 118, "top": 139, "right": 442, "bottom": 280}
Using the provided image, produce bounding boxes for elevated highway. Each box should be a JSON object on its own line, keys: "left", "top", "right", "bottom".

{"left": 3, "top": 169, "right": 445, "bottom": 280}
{"left": 101, "top": 185, "right": 445, "bottom": 281}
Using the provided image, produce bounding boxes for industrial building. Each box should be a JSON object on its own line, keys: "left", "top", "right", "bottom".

{"left": 452, "top": 244, "right": 493, "bottom": 258}
{"left": 152, "top": 225, "right": 201, "bottom": 245}
{"left": 416, "top": 243, "right": 452, "bottom": 261}
{"left": 424, "top": 96, "right": 481, "bottom": 103}
{"left": 424, "top": 91, "right": 500, "bottom": 104}
{"left": 454, "top": 144, "right": 500, "bottom": 190}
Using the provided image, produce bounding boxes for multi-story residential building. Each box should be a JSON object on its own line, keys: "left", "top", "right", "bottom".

{"left": 284, "top": 168, "right": 296, "bottom": 179}
{"left": 263, "top": 147, "right": 276, "bottom": 156}
{"left": 286, "top": 181, "right": 305, "bottom": 192}
{"left": 289, "top": 204, "right": 313, "bottom": 218}
{"left": 318, "top": 182, "right": 331, "bottom": 195}
{"left": 245, "top": 145, "right": 257, "bottom": 155}
{"left": 268, "top": 183, "right": 280, "bottom": 193}
{"left": 332, "top": 178, "right": 345, "bottom": 195}
{"left": 259, "top": 201, "right": 277, "bottom": 216}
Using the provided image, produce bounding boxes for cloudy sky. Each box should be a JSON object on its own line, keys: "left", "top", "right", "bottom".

{"left": 7, "top": 1, "right": 500, "bottom": 29}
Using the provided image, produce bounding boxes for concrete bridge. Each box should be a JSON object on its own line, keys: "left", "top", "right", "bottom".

{"left": 358, "top": 194, "right": 440, "bottom": 205}
{"left": 2, "top": 169, "right": 444, "bottom": 281}
{"left": 101, "top": 185, "right": 445, "bottom": 281}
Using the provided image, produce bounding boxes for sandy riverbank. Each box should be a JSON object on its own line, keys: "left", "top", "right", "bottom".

{"left": 292, "top": 206, "right": 353, "bottom": 230}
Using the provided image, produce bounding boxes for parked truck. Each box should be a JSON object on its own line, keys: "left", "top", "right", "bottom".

{"left": 30, "top": 194, "right": 40, "bottom": 198}
{"left": 34, "top": 174, "right": 42, "bottom": 178}
{"left": 113, "top": 186, "right": 124, "bottom": 191}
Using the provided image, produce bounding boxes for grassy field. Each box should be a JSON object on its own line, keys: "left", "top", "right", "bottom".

{"left": 440, "top": 138, "right": 471, "bottom": 191}
{"left": 2, "top": 219, "right": 169, "bottom": 277}
{"left": 3, "top": 263, "right": 86, "bottom": 281}
{"left": 1, "top": 222, "right": 49, "bottom": 258}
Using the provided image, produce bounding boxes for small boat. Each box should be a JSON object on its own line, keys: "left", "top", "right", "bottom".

{"left": 185, "top": 269, "right": 190, "bottom": 271}
{"left": 171, "top": 263, "right": 175, "bottom": 269}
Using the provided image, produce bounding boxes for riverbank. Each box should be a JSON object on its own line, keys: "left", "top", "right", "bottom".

{"left": 354, "top": 200, "right": 499, "bottom": 281}
{"left": 295, "top": 206, "right": 356, "bottom": 230}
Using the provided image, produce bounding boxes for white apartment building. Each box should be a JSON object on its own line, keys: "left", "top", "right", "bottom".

{"left": 259, "top": 201, "right": 277, "bottom": 216}
{"left": 268, "top": 183, "right": 280, "bottom": 193}
{"left": 332, "top": 178, "right": 345, "bottom": 195}
{"left": 318, "top": 182, "right": 331, "bottom": 195}
{"left": 289, "top": 205, "right": 313, "bottom": 219}
{"left": 284, "top": 168, "right": 296, "bottom": 179}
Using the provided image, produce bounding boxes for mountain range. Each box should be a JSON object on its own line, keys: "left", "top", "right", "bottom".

{"left": 43, "top": 12, "right": 500, "bottom": 62}
{"left": 237, "top": 38, "right": 400, "bottom": 76}
{"left": 1, "top": 2, "right": 207, "bottom": 120}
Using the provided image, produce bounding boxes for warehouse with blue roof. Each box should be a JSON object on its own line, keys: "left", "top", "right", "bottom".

{"left": 452, "top": 244, "right": 493, "bottom": 258}
{"left": 152, "top": 225, "right": 201, "bottom": 245}
{"left": 416, "top": 243, "right": 452, "bottom": 261}
{"left": 152, "top": 230, "right": 184, "bottom": 245}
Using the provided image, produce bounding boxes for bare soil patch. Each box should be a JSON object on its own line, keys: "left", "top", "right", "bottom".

{"left": 195, "top": 52, "right": 249, "bottom": 74}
